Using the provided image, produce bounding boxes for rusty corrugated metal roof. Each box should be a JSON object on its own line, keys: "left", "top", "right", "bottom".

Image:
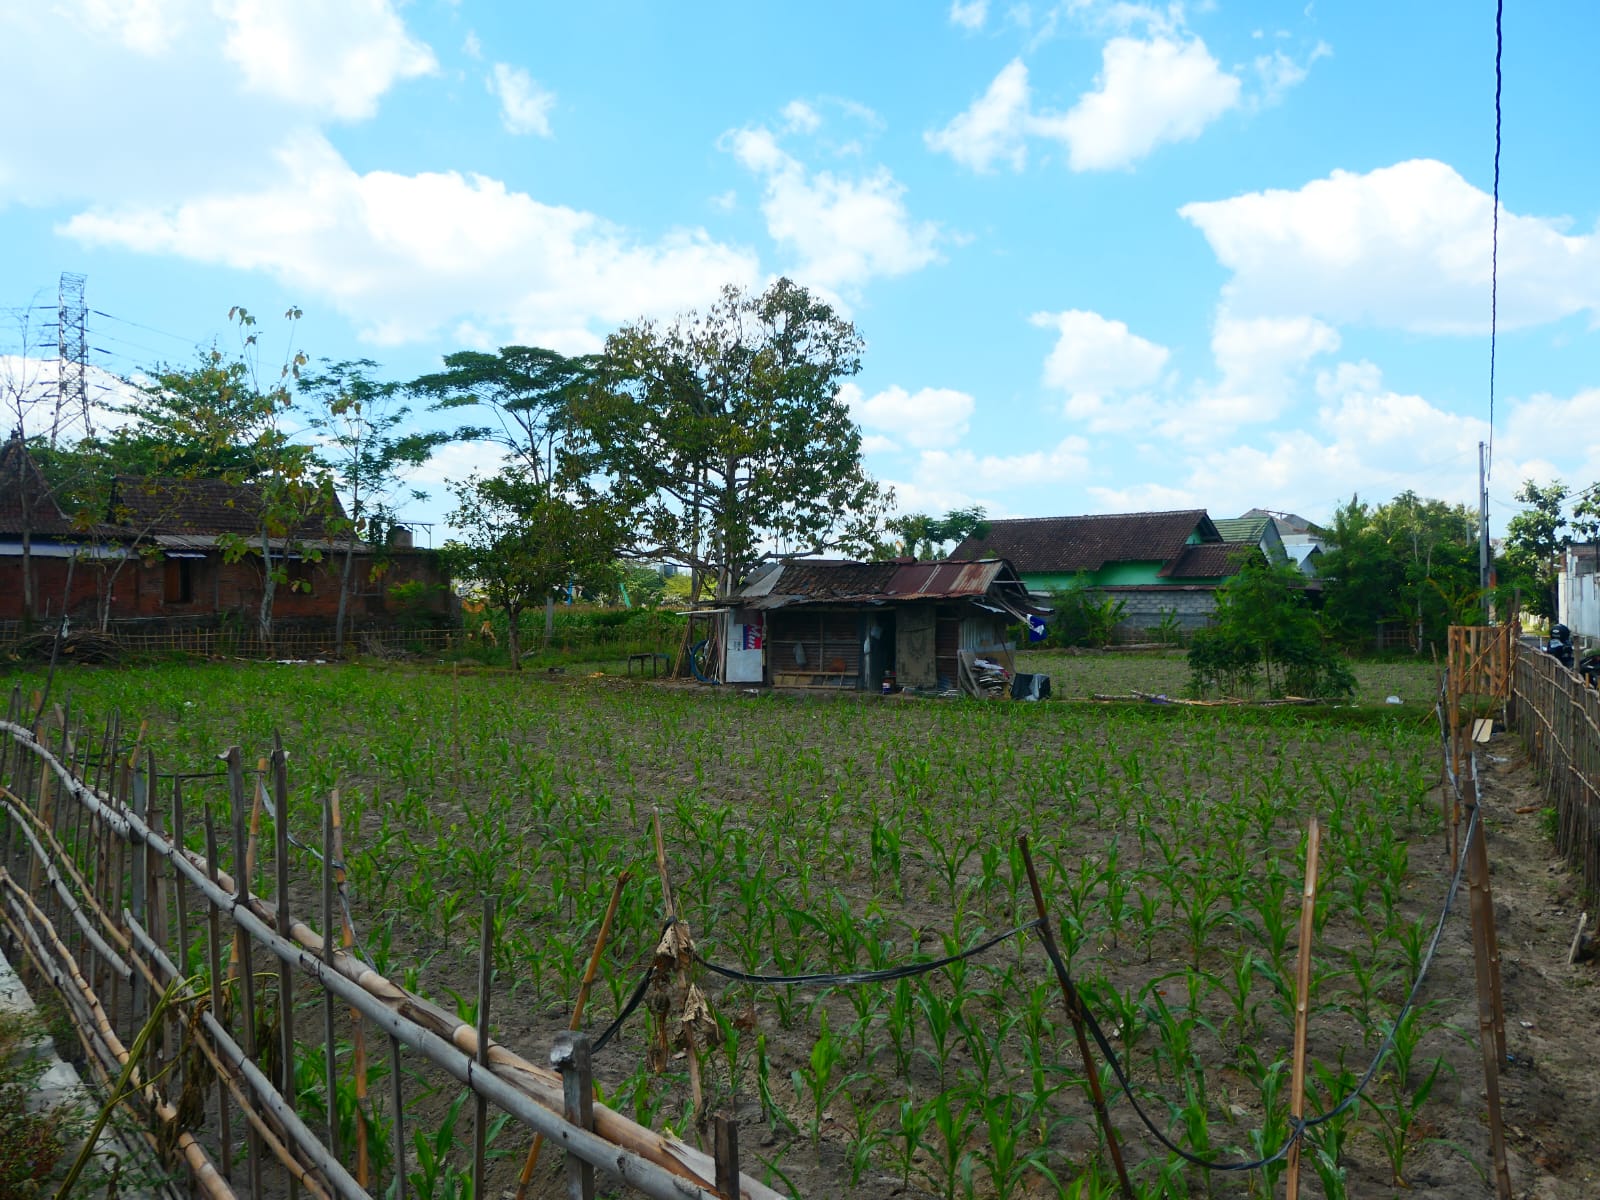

{"left": 726, "top": 557, "right": 1044, "bottom": 616}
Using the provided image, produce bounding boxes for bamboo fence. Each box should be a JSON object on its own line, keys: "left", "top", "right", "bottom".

{"left": 0, "top": 689, "right": 780, "bottom": 1200}
{"left": 1507, "top": 638, "right": 1600, "bottom": 896}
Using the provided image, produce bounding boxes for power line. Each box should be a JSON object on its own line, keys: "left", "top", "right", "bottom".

{"left": 1487, "top": 0, "right": 1503, "bottom": 478}
{"left": 91, "top": 308, "right": 204, "bottom": 347}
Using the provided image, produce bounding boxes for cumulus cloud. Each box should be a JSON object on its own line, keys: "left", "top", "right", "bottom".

{"left": 1031, "top": 309, "right": 1170, "bottom": 417}
{"left": 216, "top": 0, "right": 437, "bottom": 121}
{"left": 1180, "top": 159, "right": 1600, "bottom": 334}
{"left": 781, "top": 100, "right": 821, "bottom": 134}
{"left": 60, "top": 132, "right": 760, "bottom": 352}
{"left": 925, "top": 59, "right": 1032, "bottom": 173}
{"left": 928, "top": 36, "right": 1240, "bottom": 173}
{"left": 1044, "top": 35, "right": 1240, "bottom": 170}
{"left": 723, "top": 126, "right": 941, "bottom": 296}
{"left": 915, "top": 437, "right": 1092, "bottom": 491}
{"left": 841, "top": 381, "right": 975, "bottom": 449}
{"left": 949, "top": 1, "right": 989, "bottom": 31}
{"left": 488, "top": 63, "right": 555, "bottom": 136}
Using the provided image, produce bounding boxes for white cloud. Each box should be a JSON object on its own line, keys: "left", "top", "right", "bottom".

{"left": 928, "top": 36, "right": 1241, "bottom": 174}
{"left": 925, "top": 59, "right": 1032, "bottom": 173}
{"left": 724, "top": 126, "right": 941, "bottom": 296}
{"left": 781, "top": 100, "right": 821, "bottom": 134}
{"left": 1044, "top": 35, "right": 1240, "bottom": 170}
{"left": 915, "top": 437, "right": 1091, "bottom": 490}
{"left": 950, "top": 1, "right": 990, "bottom": 30}
{"left": 1252, "top": 41, "right": 1329, "bottom": 106}
{"left": 462, "top": 31, "right": 482, "bottom": 60}
{"left": 60, "top": 132, "right": 760, "bottom": 352}
{"left": 77, "top": 0, "right": 189, "bottom": 54}
{"left": 216, "top": 0, "right": 437, "bottom": 121}
{"left": 1180, "top": 159, "right": 1600, "bottom": 334}
{"left": 1031, "top": 309, "right": 1170, "bottom": 415}
{"left": 488, "top": 63, "right": 555, "bottom": 137}
{"left": 842, "top": 382, "right": 975, "bottom": 449}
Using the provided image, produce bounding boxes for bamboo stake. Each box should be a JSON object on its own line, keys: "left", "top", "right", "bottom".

{"left": 473, "top": 896, "right": 495, "bottom": 1199}
{"left": 321, "top": 790, "right": 341, "bottom": 1163}
{"left": 1285, "top": 817, "right": 1321, "bottom": 1200}
{"left": 1018, "top": 835, "right": 1134, "bottom": 1200}
{"left": 1466, "top": 797, "right": 1514, "bottom": 1200}
{"left": 513, "top": 872, "right": 629, "bottom": 1200}
{"left": 203, "top": 806, "right": 234, "bottom": 1180}
{"left": 227, "top": 747, "right": 266, "bottom": 1200}
{"left": 652, "top": 807, "right": 706, "bottom": 1128}
{"left": 272, "top": 738, "right": 299, "bottom": 1200}
{"left": 329, "top": 788, "right": 371, "bottom": 1187}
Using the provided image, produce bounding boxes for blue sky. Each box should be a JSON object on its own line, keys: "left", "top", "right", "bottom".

{"left": 4, "top": 1, "right": 1598, "bottom": 541}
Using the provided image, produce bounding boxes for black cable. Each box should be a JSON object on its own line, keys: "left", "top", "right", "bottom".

{"left": 1487, "top": 0, "right": 1503, "bottom": 475}
{"left": 691, "top": 917, "right": 1041, "bottom": 988}
{"left": 591, "top": 967, "right": 653, "bottom": 1054}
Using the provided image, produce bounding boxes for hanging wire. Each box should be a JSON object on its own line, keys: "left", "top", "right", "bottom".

{"left": 1487, "top": 0, "right": 1503, "bottom": 479}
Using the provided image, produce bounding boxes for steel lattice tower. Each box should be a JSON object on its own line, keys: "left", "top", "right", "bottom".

{"left": 55, "top": 271, "right": 89, "bottom": 445}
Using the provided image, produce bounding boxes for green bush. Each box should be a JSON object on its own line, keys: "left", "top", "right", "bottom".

{"left": 1187, "top": 560, "right": 1354, "bottom": 700}
{"left": 1040, "top": 576, "right": 1128, "bottom": 648}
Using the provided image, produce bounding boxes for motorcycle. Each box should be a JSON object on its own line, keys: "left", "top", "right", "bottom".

{"left": 1544, "top": 623, "right": 1576, "bottom": 669}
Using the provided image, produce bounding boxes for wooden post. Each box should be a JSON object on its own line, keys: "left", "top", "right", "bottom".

{"left": 203, "top": 807, "right": 233, "bottom": 1180}
{"left": 1018, "top": 835, "right": 1134, "bottom": 1200}
{"left": 227, "top": 746, "right": 266, "bottom": 1200}
{"left": 1465, "top": 802, "right": 1514, "bottom": 1200}
{"left": 272, "top": 738, "right": 299, "bottom": 1200}
{"left": 551, "top": 1033, "right": 597, "bottom": 1200}
{"left": 473, "top": 896, "right": 495, "bottom": 1199}
{"left": 714, "top": 1115, "right": 740, "bottom": 1200}
{"left": 330, "top": 789, "right": 371, "bottom": 1188}
{"left": 390, "top": 1035, "right": 406, "bottom": 1200}
{"left": 1285, "top": 817, "right": 1321, "bottom": 1200}
{"left": 321, "top": 791, "right": 341, "bottom": 1162}
{"left": 513, "top": 872, "right": 629, "bottom": 1200}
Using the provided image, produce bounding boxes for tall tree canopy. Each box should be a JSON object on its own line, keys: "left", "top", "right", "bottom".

{"left": 583, "top": 278, "right": 889, "bottom": 599}
{"left": 408, "top": 346, "right": 600, "bottom": 483}
{"left": 1500, "top": 479, "right": 1570, "bottom": 620}
{"left": 1318, "top": 491, "right": 1482, "bottom": 650}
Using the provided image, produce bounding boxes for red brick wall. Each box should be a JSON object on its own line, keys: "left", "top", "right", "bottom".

{"left": 1, "top": 548, "right": 451, "bottom": 628}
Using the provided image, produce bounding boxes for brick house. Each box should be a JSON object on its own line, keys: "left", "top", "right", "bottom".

{"left": 0, "top": 437, "right": 450, "bottom": 633}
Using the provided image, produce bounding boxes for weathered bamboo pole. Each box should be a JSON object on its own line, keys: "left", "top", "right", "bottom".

{"left": 1017, "top": 834, "right": 1134, "bottom": 1200}
{"left": 0, "top": 723, "right": 785, "bottom": 1200}
{"left": 272, "top": 738, "right": 300, "bottom": 1200}
{"left": 513, "top": 871, "right": 629, "bottom": 1200}
{"left": 1465, "top": 797, "right": 1514, "bottom": 1200}
{"left": 473, "top": 896, "right": 495, "bottom": 1198}
{"left": 1284, "top": 817, "right": 1321, "bottom": 1200}
{"left": 203, "top": 806, "right": 234, "bottom": 1179}
{"left": 652, "top": 808, "right": 705, "bottom": 1125}
{"left": 321, "top": 790, "right": 341, "bottom": 1163}
{"left": 227, "top": 748, "right": 266, "bottom": 1200}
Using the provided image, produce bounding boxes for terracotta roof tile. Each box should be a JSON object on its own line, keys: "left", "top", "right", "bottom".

{"left": 109, "top": 476, "right": 344, "bottom": 539}
{"left": 949, "top": 510, "right": 1217, "bottom": 573}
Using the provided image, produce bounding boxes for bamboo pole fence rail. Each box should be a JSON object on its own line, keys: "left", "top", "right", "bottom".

{"left": 1504, "top": 633, "right": 1600, "bottom": 896}
{"left": 0, "top": 690, "right": 782, "bottom": 1200}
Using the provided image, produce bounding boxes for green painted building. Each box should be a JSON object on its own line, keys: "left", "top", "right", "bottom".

{"left": 951, "top": 509, "right": 1262, "bottom": 634}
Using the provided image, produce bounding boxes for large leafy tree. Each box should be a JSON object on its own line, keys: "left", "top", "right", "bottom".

{"left": 1188, "top": 557, "right": 1354, "bottom": 698}
{"left": 300, "top": 359, "right": 448, "bottom": 654}
{"left": 1500, "top": 479, "right": 1570, "bottom": 620}
{"left": 881, "top": 507, "right": 990, "bottom": 560}
{"left": 113, "top": 308, "right": 336, "bottom": 644}
{"left": 444, "top": 468, "right": 623, "bottom": 667}
{"left": 1319, "top": 491, "right": 1482, "bottom": 650}
{"left": 582, "top": 278, "right": 889, "bottom": 600}
{"left": 409, "top": 346, "right": 603, "bottom": 639}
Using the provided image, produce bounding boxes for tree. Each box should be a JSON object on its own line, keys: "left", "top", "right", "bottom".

{"left": 881, "top": 507, "right": 990, "bottom": 560}
{"left": 1500, "top": 479, "right": 1570, "bottom": 620}
{"left": 1188, "top": 558, "right": 1354, "bottom": 699}
{"left": 1318, "top": 491, "right": 1481, "bottom": 651}
{"left": 410, "top": 345, "right": 603, "bottom": 642}
{"left": 582, "top": 278, "right": 890, "bottom": 600}
{"left": 444, "top": 468, "right": 622, "bottom": 667}
{"left": 119, "top": 308, "right": 335, "bottom": 645}
{"left": 300, "top": 359, "right": 448, "bottom": 654}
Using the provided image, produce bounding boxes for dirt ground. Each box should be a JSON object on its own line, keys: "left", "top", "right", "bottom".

{"left": 1451, "top": 736, "right": 1600, "bottom": 1199}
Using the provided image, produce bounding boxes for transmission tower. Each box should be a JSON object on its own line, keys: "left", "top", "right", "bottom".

{"left": 55, "top": 270, "right": 90, "bottom": 445}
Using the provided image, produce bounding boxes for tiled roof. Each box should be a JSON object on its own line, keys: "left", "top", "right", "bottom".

{"left": 949, "top": 510, "right": 1217, "bottom": 573}
{"left": 108, "top": 476, "right": 345, "bottom": 539}
{"left": 1161, "top": 542, "right": 1257, "bottom": 579}
{"left": 1241, "top": 507, "right": 1316, "bottom": 536}
{"left": 0, "top": 438, "right": 88, "bottom": 536}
